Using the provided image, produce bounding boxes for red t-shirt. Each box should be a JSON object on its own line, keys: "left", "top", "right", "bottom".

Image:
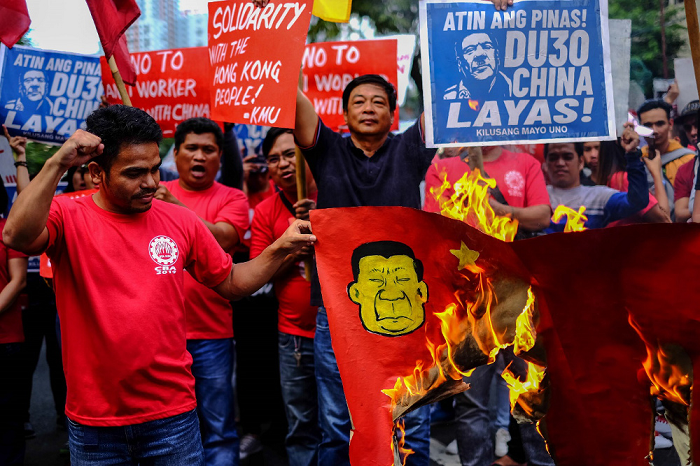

{"left": 45, "top": 195, "right": 232, "bottom": 426}
{"left": 250, "top": 191, "right": 318, "bottom": 338}
{"left": 424, "top": 150, "right": 551, "bottom": 213}
{"left": 673, "top": 158, "right": 696, "bottom": 202}
{"left": 162, "top": 181, "right": 249, "bottom": 340}
{"left": 0, "top": 219, "right": 28, "bottom": 344}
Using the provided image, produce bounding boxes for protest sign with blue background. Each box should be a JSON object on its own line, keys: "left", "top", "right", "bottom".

{"left": 420, "top": 0, "right": 615, "bottom": 147}
{"left": 0, "top": 45, "right": 103, "bottom": 144}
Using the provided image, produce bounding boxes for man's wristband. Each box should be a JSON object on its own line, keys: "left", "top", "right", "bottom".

{"left": 14, "top": 161, "right": 28, "bottom": 168}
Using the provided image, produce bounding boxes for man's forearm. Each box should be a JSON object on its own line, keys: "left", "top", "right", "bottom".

{"left": 4, "top": 158, "right": 65, "bottom": 252}
{"left": 216, "top": 241, "right": 289, "bottom": 300}
{"left": 512, "top": 204, "right": 551, "bottom": 231}
{"left": 0, "top": 275, "right": 26, "bottom": 315}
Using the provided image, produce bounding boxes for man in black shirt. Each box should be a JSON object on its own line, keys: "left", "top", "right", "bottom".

{"left": 294, "top": 74, "right": 436, "bottom": 466}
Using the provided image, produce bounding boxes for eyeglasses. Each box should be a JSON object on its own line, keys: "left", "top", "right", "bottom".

{"left": 267, "top": 153, "right": 296, "bottom": 166}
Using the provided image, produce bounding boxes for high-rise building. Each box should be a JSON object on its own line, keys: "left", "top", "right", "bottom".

{"left": 126, "top": 0, "right": 180, "bottom": 52}
{"left": 176, "top": 11, "right": 208, "bottom": 48}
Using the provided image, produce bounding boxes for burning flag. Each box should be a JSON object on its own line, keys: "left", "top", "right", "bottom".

{"left": 311, "top": 207, "right": 700, "bottom": 466}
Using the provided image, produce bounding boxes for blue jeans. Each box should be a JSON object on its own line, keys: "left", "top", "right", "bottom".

{"left": 68, "top": 408, "right": 204, "bottom": 465}
{"left": 187, "top": 338, "right": 239, "bottom": 466}
{"left": 455, "top": 363, "right": 497, "bottom": 465}
{"left": 314, "top": 307, "right": 431, "bottom": 466}
{"left": 279, "top": 332, "right": 321, "bottom": 466}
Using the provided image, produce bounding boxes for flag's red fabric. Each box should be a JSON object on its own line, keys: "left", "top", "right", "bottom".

{"left": 85, "top": 0, "right": 139, "bottom": 86}
{"left": 0, "top": 0, "right": 31, "bottom": 48}
{"left": 311, "top": 207, "right": 700, "bottom": 466}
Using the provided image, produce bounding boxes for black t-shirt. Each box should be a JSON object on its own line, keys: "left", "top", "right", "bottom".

{"left": 300, "top": 117, "right": 437, "bottom": 305}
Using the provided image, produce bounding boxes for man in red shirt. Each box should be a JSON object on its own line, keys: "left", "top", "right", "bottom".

{"left": 3, "top": 105, "right": 314, "bottom": 466}
{"left": 154, "top": 118, "right": 249, "bottom": 465}
{"left": 250, "top": 128, "right": 319, "bottom": 465}
{"left": 424, "top": 146, "right": 551, "bottom": 231}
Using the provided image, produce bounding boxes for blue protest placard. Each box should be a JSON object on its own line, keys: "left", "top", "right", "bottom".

{"left": 419, "top": 0, "right": 615, "bottom": 147}
{"left": 0, "top": 45, "right": 103, "bottom": 144}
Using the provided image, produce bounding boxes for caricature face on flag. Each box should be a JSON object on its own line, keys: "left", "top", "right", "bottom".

{"left": 419, "top": 0, "right": 616, "bottom": 147}
{"left": 312, "top": 207, "right": 700, "bottom": 466}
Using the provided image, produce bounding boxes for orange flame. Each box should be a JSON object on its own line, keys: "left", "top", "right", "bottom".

{"left": 390, "top": 419, "right": 414, "bottom": 466}
{"left": 383, "top": 167, "right": 541, "bottom": 461}
{"left": 551, "top": 205, "right": 588, "bottom": 232}
{"left": 468, "top": 99, "right": 480, "bottom": 111}
{"left": 430, "top": 168, "right": 519, "bottom": 242}
{"left": 628, "top": 315, "right": 691, "bottom": 406}
{"left": 514, "top": 287, "right": 537, "bottom": 355}
{"left": 502, "top": 360, "right": 547, "bottom": 410}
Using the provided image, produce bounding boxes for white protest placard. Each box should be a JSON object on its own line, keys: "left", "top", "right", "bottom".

{"left": 609, "top": 19, "right": 630, "bottom": 135}
{"left": 674, "top": 58, "right": 698, "bottom": 113}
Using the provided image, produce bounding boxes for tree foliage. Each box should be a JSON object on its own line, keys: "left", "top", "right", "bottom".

{"left": 608, "top": 0, "right": 686, "bottom": 84}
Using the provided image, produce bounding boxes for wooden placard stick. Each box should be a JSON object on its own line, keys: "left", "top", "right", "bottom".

{"left": 296, "top": 68, "right": 312, "bottom": 280}
{"left": 685, "top": 0, "right": 700, "bottom": 223}
{"left": 108, "top": 56, "right": 132, "bottom": 107}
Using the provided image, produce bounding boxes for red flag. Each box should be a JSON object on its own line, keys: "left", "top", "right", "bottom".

{"left": 0, "top": 0, "right": 31, "bottom": 48}
{"left": 85, "top": 0, "right": 140, "bottom": 86}
{"left": 311, "top": 207, "right": 700, "bottom": 466}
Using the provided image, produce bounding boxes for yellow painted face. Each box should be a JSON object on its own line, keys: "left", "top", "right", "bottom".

{"left": 348, "top": 255, "right": 428, "bottom": 337}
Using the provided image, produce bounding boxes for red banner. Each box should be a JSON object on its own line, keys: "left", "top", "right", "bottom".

{"left": 101, "top": 47, "right": 211, "bottom": 138}
{"left": 312, "top": 206, "right": 700, "bottom": 466}
{"left": 302, "top": 39, "right": 399, "bottom": 132}
{"left": 208, "top": 0, "right": 313, "bottom": 128}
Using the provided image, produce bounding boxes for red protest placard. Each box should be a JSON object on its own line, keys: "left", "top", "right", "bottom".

{"left": 101, "top": 47, "right": 211, "bottom": 138}
{"left": 301, "top": 39, "right": 399, "bottom": 132}
{"left": 208, "top": 0, "right": 313, "bottom": 128}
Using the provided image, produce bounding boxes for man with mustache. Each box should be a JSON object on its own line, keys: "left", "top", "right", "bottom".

{"left": 444, "top": 32, "right": 512, "bottom": 100}
{"left": 155, "top": 117, "right": 249, "bottom": 465}
{"left": 5, "top": 70, "right": 53, "bottom": 113}
{"left": 2, "top": 105, "right": 315, "bottom": 465}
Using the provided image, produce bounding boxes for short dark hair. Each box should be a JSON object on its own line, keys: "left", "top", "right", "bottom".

{"left": 544, "top": 142, "right": 580, "bottom": 159}
{"left": 351, "top": 241, "right": 423, "bottom": 282}
{"left": 174, "top": 117, "right": 223, "bottom": 151}
{"left": 85, "top": 105, "right": 162, "bottom": 173}
{"left": 262, "top": 128, "right": 294, "bottom": 158}
{"left": 637, "top": 99, "right": 672, "bottom": 121}
{"left": 342, "top": 74, "right": 397, "bottom": 113}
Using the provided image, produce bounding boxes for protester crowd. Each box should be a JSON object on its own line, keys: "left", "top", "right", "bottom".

{"left": 2, "top": 5, "right": 700, "bottom": 466}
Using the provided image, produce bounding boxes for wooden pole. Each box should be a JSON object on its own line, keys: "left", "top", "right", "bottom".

{"left": 686, "top": 0, "right": 700, "bottom": 223}
{"left": 108, "top": 56, "right": 132, "bottom": 107}
{"left": 295, "top": 68, "right": 311, "bottom": 281}
{"left": 684, "top": 0, "right": 700, "bottom": 98}
{"left": 295, "top": 145, "right": 311, "bottom": 281}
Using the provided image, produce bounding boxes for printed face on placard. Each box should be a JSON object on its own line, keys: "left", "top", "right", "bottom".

{"left": 460, "top": 33, "right": 497, "bottom": 81}
{"left": 22, "top": 70, "right": 48, "bottom": 101}
{"left": 348, "top": 247, "right": 427, "bottom": 337}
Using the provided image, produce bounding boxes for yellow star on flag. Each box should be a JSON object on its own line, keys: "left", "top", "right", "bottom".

{"left": 450, "top": 241, "right": 480, "bottom": 270}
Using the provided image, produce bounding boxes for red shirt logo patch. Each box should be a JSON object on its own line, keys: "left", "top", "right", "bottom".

{"left": 149, "top": 236, "right": 179, "bottom": 275}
